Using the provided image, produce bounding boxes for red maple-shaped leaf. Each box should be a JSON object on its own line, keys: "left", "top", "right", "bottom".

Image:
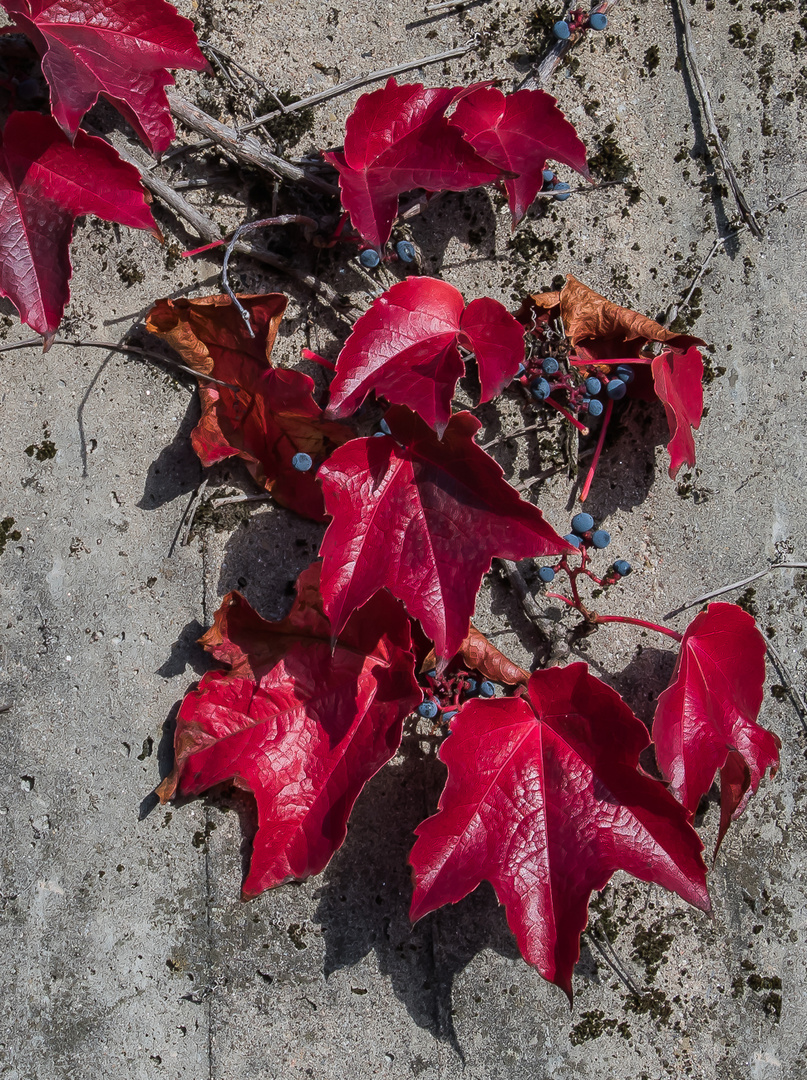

{"left": 653, "top": 603, "right": 780, "bottom": 856}
{"left": 323, "top": 78, "right": 501, "bottom": 248}
{"left": 1, "top": 0, "right": 208, "bottom": 153}
{"left": 318, "top": 406, "right": 574, "bottom": 663}
{"left": 651, "top": 347, "right": 704, "bottom": 478}
{"left": 326, "top": 278, "right": 524, "bottom": 433}
{"left": 451, "top": 86, "right": 590, "bottom": 226}
{"left": 156, "top": 564, "right": 421, "bottom": 898}
{"left": 410, "top": 664, "right": 710, "bottom": 997}
{"left": 146, "top": 294, "right": 352, "bottom": 521}
{"left": 0, "top": 111, "right": 157, "bottom": 339}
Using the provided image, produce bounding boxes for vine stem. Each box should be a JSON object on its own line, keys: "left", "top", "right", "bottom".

{"left": 594, "top": 615, "right": 683, "bottom": 642}
{"left": 580, "top": 397, "right": 613, "bottom": 502}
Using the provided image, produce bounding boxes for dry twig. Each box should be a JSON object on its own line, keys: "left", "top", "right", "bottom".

{"left": 663, "top": 562, "right": 807, "bottom": 620}
{"left": 519, "top": 1, "right": 619, "bottom": 90}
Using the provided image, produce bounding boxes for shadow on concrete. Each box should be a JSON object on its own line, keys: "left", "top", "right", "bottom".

{"left": 138, "top": 398, "right": 203, "bottom": 511}
{"left": 156, "top": 619, "right": 211, "bottom": 679}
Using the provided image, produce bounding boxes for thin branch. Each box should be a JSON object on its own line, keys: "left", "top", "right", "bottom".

{"left": 180, "top": 479, "right": 209, "bottom": 548}
{"left": 0, "top": 336, "right": 237, "bottom": 388}
{"left": 210, "top": 493, "right": 273, "bottom": 508}
{"left": 480, "top": 422, "right": 541, "bottom": 451}
{"left": 163, "top": 45, "right": 471, "bottom": 158}
{"left": 497, "top": 559, "right": 571, "bottom": 664}
{"left": 673, "top": 0, "right": 763, "bottom": 238}
{"left": 765, "top": 637, "right": 807, "bottom": 723}
{"left": 425, "top": 0, "right": 487, "bottom": 11}
{"left": 166, "top": 91, "right": 338, "bottom": 195}
{"left": 663, "top": 563, "right": 807, "bottom": 619}
{"left": 519, "top": 1, "right": 620, "bottom": 90}
{"left": 105, "top": 136, "right": 353, "bottom": 313}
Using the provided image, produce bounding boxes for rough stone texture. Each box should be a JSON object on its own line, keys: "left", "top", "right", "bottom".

{"left": 1, "top": 0, "right": 806, "bottom": 1077}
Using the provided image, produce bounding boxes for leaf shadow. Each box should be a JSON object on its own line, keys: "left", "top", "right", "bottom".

{"left": 586, "top": 644, "right": 677, "bottom": 730}
{"left": 312, "top": 728, "right": 522, "bottom": 1058}
{"left": 137, "top": 394, "right": 203, "bottom": 511}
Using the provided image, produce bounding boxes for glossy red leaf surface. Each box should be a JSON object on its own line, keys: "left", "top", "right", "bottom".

{"left": 410, "top": 664, "right": 710, "bottom": 997}
{"left": 326, "top": 277, "right": 524, "bottom": 433}
{"left": 451, "top": 86, "right": 589, "bottom": 226}
{"left": 0, "top": 111, "right": 157, "bottom": 338}
{"left": 322, "top": 78, "right": 501, "bottom": 248}
{"left": 1, "top": 0, "right": 208, "bottom": 152}
{"left": 651, "top": 347, "right": 704, "bottom": 478}
{"left": 156, "top": 564, "right": 421, "bottom": 898}
{"left": 653, "top": 603, "right": 780, "bottom": 855}
{"left": 146, "top": 294, "right": 352, "bottom": 521}
{"left": 318, "top": 406, "right": 575, "bottom": 663}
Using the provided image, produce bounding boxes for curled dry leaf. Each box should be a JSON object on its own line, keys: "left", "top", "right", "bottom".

{"left": 420, "top": 623, "right": 530, "bottom": 686}
{"left": 410, "top": 664, "right": 710, "bottom": 998}
{"left": 326, "top": 277, "right": 524, "bottom": 435}
{"left": 0, "top": 111, "right": 158, "bottom": 340}
{"left": 318, "top": 406, "right": 574, "bottom": 665}
{"left": 1, "top": 0, "right": 209, "bottom": 153}
{"left": 653, "top": 602, "right": 780, "bottom": 857}
{"left": 157, "top": 564, "right": 420, "bottom": 898}
{"left": 146, "top": 294, "right": 352, "bottom": 521}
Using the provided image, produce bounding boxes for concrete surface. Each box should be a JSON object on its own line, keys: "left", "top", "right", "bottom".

{"left": 1, "top": 0, "right": 806, "bottom": 1077}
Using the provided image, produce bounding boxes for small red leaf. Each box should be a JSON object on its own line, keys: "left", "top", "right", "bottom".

{"left": 653, "top": 602, "right": 780, "bottom": 855}
{"left": 451, "top": 86, "right": 590, "bottom": 226}
{"left": 410, "top": 664, "right": 710, "bottom": 997}
{"left": 1, "top": 0, "right": 208, "bottom": 153}
{"left": 323, "top": 78, "right": 500, "bottom": 248}
{"left": 651, "top": 347, "right": 704, "bottom": 478}
{"left": 0, "top": 111, "right": 157, "bottom": 338}
{"left": 157, "top": 564, "right": 421, "bottom": 898}
{"left": 145, "top": 294, "right": 352, "bottom": 521}
{"left": 326, "top": 278, "right": 524, "bottom": 432}
{"left": 318, "top": 406, "right": 575, "bottom": 663}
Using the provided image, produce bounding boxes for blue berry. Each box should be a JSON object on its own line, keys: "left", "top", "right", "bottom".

{"left": 606, "top": 378, "right": 627, "bottom": 400}
{"left": 292, "top": 452, "right": 313, "bottom": 471}
{"left": 542, "top": 356, "right": 560, "bottom": 375}
{"left": 613, "top": 559, "right": 632, "bottom": 576}
{"left": 587, "top": 399, "right": 604, "bottom": 417}
{"left": 442, "top": 709, "right": 458, "bottom": 722}
{"left": 571, "top": 512, "right": 594, "bottom": 535}
{"left": 591, "top": 529, "right": 611, "bottom": 549}
{"left": 530, "top": 377, "right": 552, "bottom": 402}
{"left": 563, "top": 533, "right": 582, "bottom": 548}
{"left": 615, "top": 364, "right": 635, "bottom": 384}
{"left": 395, "top": 240, "right": 416, "bottom": 264}
{"left": 589, "top": 11, "right": 608, "bottom": 30}
{"left": 372, "top": 431, "right": 386, "bottom": 437}
{"left": 359, "top": 248, "right": 380, "bottom": 268}
{"left": 553, "top": 19, "right": 571, "bottom": 39}
{"left": 584, "top": 376, "right": 602, "bottom": 396}
{"left": 465, "top": 678, "right": 478, "bottom": 694}
{"left": 542, "top": 168, "right": 556, "bottom": 185}
{"left": 553, "top": 181, "right": 571, "bottom": 202}
{"left": 417, "top": 699, "right": 439, "bottom": 719}
{"left": 538, "top": 566, "right": 556, "bottom": 583}
{"left": 379, "top": 418, "right": 391, "bottom": 435}
{"left": 479, "top": 680, "right": 495, "bottom": 698}
{"left": 426, "top": 669, "right": 437, "bottom": 678}
{"left": 514, "top": 363, "right": 526, "bottom": 379}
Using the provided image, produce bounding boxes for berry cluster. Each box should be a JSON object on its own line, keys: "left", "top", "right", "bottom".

{"left": 513, "top": 347, "right": 636, "bottom": 431}
{"left": 534, "top": 513, "right": 631, "bottom": 599}
{"left": 553, "top": 7, "right": 608, "bottom": 40}
{"left": 541, "top": 168, "right": 571, "bottom": 202}
{"left": 416, "top": 668, "right": 496, "bottom": 723}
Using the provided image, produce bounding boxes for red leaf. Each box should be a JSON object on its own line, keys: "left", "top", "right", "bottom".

{"left": 1, "top": 0, "right": 208, "bottom": 153}
{"left": 156, "top": 564, "right": 421, "bottom": 898}
{"left": 651, "top": 347, "right": 704, "bottom": 478}
{"left": 0, "top": 111, "right": 157, "bottom": 339}
{"left": 326, "top": 278, "right": 524, "bottom": 433}
{"left": 323, "top": 78, "right": 501, "bottom": 248}
{"left": 653, "top": 603, "right": 780, "bottom": 856}
{"left": 318, "top": 406, "right": 575, "bottom": 663}
{"left": 410, "top": 664, "right": 710, "bottom": 997}
{"left": 451, "top": 86, "right": 590, "bottom": 226}
{"left": 145, "top": 294, "right": 353, "bottom": 521}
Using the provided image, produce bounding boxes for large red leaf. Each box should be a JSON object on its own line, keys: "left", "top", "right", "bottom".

{"left": 318, "top": 406, "right": 575, "bottom": 663}
{"left": 322, "top": 78, "right": 501, "bottom": 248}
{"left": 451, "top": 86, "right": 590, "bottom": 226}
{"left": 651, "top": 347, "right": 704, "bottom": 478}
{"left": 653, "top": 603, "right": 780, "bottom": 855}
{"left": 145, "top": 294, "right": 352, "bottom": 521}
{"left": 410, "top": 664, "right": 710, "bottom": 997}
{"left": 0, "top": 111, "right": 157, "bottom": 339}
{"left": 1, "top": 0, "right": 208, "bottom": 153}
{"left": 156, "top": 564, "right": 421, "bottom": 898}
{"left": 326, "top": 277, "right": 525, "bottom": 434}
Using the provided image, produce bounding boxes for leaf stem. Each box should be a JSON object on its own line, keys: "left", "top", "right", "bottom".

{"left": 546, "top": 397, "right": 589, "bottom": 434}
{"left": 594, "top": 615, "right": 683, "bottom": 642}
{"left": 580, "top": 398, "right": 612, "bottom": 502}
